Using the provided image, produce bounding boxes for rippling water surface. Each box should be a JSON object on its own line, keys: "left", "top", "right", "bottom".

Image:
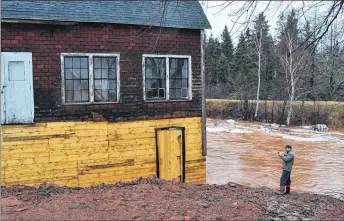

{"left": 206, "top": 119, "right": 344, "bottom": 197}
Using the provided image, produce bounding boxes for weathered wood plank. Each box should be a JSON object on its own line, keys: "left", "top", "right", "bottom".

{"left": 2, "top": 117, "right": 203, "bottom": 186}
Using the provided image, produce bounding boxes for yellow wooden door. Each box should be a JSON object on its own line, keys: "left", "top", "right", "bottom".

{"left": 157, "top": 128, "right": 183, "bottom": 182}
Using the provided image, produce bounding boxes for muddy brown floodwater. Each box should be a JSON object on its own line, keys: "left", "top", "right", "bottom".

{"left": 206, "top": 119, "right": 344, "bottom": 199}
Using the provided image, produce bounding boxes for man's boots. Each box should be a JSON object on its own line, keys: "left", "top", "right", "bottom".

{"left": 285, "top": 186, "right": 290, "bottom": 194}
{"left": 276, "top": 185, "right": 285, "bottom": 195}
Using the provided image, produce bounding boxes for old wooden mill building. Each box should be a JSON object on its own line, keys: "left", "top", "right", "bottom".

{"left": 1, "top": 0, "right": 211, "bottom": 186}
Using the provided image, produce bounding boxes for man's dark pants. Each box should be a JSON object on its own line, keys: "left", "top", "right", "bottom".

{"left": 280, "top": 170, "right": 291, "bottom": 193}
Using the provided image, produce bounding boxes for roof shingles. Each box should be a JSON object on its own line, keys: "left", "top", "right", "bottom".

{"left": 1, "top": 0, "right": 211, "bottom": 29}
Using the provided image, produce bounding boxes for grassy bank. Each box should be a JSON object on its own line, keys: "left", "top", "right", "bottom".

{"left": 206, "top": 99, "right": 344, "bottom": 128}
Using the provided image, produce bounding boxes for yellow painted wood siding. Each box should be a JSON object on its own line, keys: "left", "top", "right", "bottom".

{"left": 1, "top": 117, "right": 205, "bottom": 187}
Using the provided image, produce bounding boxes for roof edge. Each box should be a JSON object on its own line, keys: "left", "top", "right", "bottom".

{"left": 2, "top": 17, "right": 212, "bottom": 30}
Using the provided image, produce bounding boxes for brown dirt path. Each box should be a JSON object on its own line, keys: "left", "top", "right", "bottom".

{"left": 1, "top": 176, "right": 344, "bottom": 220}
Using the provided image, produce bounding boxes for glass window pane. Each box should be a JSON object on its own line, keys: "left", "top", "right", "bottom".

{"left": 81, "top": 69, "right": 88, "bottom": 79}
{"left": 146, "top": 90, "right": 152, "bottom": 99}
{"left": 94, "top": 58, "right": 101, "bottom": 68}
{"left": 176, "top": 79, "right": 181, "bottom": 88}
{"left": 73, "top": 69, "right": 81, "bottom": 79}
{"left": 102, "top": 89, "right": 109, "bottom": 100}
{"left": 170, "top": 79, "right": 175, "bottom": 88}
{"left": 145, "top": 58, "right": 165, "bottom": 78}
{"left": 66, "top": 91, "right": 73, "bottom": 101}
{"left": 81, "top": 58, "right": 88, "bottom": 68}
{"left": 170, "top": 89, "right": 176, "bottom": 99}
{"left": 94, "top": 89, "right": 102, "bottom": 101}
{"left": 175, "top": 89, "right": 181, "bottom": 98}
{"left": 146, "top": 68, "right": 152, "bottom": 78}
{"left": 94, "top": 69, "right": 102, "bottom": 79}
{"left": 94, "top": 80, "right": 102, "bottom": 89}
{"left": 81, "top": 80, "right": 88, "bottom": 90}
{"left": 109, "top": 69, "right": 116, "bottom": 79}
{"left": 109, "top": 90, "right": 117, "bottom": 101}
{"left": 109, "top": 58, "right": 116, "bottom": 69}
{"left": 170, "top": 59, "right": 176, "bottom": 69}
{"left": 65, "top": 69, "right": 73, "bottom": 79}
{"left": 158, "top": 89, "right": 165, "bottom": 98}
{"left": 169, "top": 69, "right": 176, "bottom": 78}
{"left": 151, "top": 79, "right": 158, "bottom": 89}
{"left": 158, "top": 79, "right": 165, "bottom": 88}
{"left": 102, "top": 69, "right": 108, "bottom": 78}
{"left": 182, "top": 89, "right": 188, "bottom": 98}
{"left": 74, "top": 90, "right": 81, "bottom": 101}
{"left": 81, "top": 90, "right": 89, "bottom": 101}
{"left": 73, "top": 57, "right": 80, "bottom": 68}
{"left": 109, "top": 80, "right": 116, "bottom": 90}
{"left": 102, "top": 79, "right": 109, "bottom": 89}
{"left": 102, "top": 58, "right": 108, "bottom": 68}
{"left": 65, "top": 57, "right": 73, "bottom": 68}
{"left": 152, "top": 89, "right": 158, "bottom": 98}
{"left": 74, "top": 80, "right": 82, "bottom": 91}
{"left": 182, "top": 67, "right": 188, "bottom": 78}
{"left": 182, "top": 79, "right": 188, "bottom": 88}
{"left": 145, "top": 79, "right": 151, "bottom": 89}
{"left": 66, "top": 80, "right": 73, "bottom": 90}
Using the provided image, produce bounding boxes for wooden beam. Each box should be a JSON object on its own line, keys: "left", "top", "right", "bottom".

{"left": 200, "top": 29, "right": 207, "bottom": 156}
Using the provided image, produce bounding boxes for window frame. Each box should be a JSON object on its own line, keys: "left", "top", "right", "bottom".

{"left": 61, "top": 53, "right": 120, "bottom": 105}
{"left": 142, "top": 54, "right": 192, "bottom": 102}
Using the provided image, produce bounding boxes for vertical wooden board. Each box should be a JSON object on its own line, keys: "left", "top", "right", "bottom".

{"left": 157, "top": 130, "right": 165, "bottom": 180}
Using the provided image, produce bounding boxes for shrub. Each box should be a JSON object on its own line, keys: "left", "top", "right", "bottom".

{"left": 206, "top": 99, "right": 344, "bottom": 128}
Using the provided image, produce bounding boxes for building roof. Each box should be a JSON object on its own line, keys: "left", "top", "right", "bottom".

{"left": 1, "top": 0, "right": 211, "bottom": 29}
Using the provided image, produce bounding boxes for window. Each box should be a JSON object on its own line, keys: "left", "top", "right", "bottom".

{"left": 61, "top": 53, "right": 120, "bottom": 104}
{"left": 143, "top": 55, "right": 191, "bottom": 101}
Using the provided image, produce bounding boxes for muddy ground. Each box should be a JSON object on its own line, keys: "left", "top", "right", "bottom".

{"left": 1, "top": 176, "right": 344, "bottom": 220}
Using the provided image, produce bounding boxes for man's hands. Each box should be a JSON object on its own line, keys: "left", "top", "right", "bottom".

{"left": 278, "top": 152, "right": 283, "bottom": 156}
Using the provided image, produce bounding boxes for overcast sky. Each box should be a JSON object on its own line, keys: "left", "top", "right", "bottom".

{"left": 200, "top": 1, "right": 303, "bottom": 44}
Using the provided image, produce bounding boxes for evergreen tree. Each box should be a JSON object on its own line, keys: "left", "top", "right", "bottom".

{"left": 205, "top": 33, "right": 222, "bottom": 97}
{"left": 213, "top": 53, "right": 230, "bottom": 84}
{"left": 220, "top": 25, "right": 234, "bottom": 63}
{"left": 231, "top": 29, "right": 257, "bottom": 119}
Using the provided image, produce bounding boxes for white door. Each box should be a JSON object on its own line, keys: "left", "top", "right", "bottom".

{"left": 1, "top": 52, "right": 34, "bottom": 124}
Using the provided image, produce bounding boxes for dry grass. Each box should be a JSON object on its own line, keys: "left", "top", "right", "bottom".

{"left": 207, "top": 99, "right": 344, "bottom": 106}
{"left": 206, "top": 99, "right": 344, "bottom": 127}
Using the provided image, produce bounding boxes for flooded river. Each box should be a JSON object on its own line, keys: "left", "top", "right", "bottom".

{"left": 206, "top": 119, "right": 344, "bottom": 198}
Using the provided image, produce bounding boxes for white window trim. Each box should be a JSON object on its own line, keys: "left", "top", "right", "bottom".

{"left": 142, "top": 54, "right": 192, "bottom": 102}
{"left": 61, "top": 53, "right": 120, "bottom": 105}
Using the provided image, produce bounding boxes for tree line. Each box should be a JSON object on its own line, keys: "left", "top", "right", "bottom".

{"left": 204, "top": 9, "right": 344, "bottom": 125}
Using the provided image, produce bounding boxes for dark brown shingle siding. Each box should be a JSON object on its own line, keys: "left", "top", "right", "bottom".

{"left": 1, "top": 23, "right": 202, "bottom": 122}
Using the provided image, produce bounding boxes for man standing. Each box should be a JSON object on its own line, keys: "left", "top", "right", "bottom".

{"left": 277, "top": 145, "right": 294, "bottom": 195}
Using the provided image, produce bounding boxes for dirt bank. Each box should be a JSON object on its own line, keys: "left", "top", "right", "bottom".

{"left": 2, "top": 176, "right": 344, "bottom": 220}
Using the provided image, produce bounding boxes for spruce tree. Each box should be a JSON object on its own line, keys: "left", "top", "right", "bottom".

{"left": 220, "top": 25, "right": 234, "bottom": 63}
